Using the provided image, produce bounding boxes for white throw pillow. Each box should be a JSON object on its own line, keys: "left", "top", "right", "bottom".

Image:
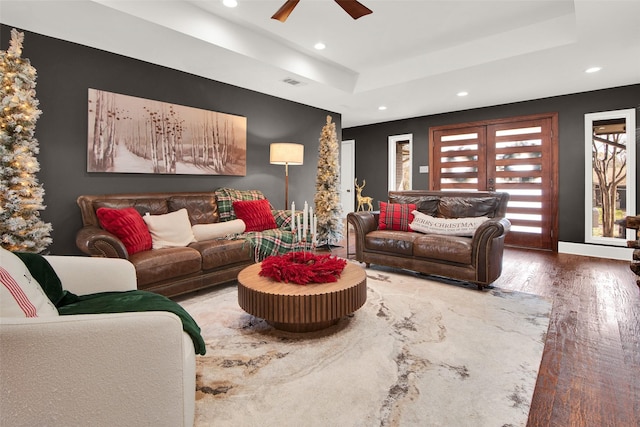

{"left": 0, "top": 248, "right": 59, "bottom": 317}
{"left": 143, "top": 208, "right": 196, "bottom": 249}
{"left": 191, "top": 219, "right": 246, "bottom": 241}
{"left": 410, "top": 210, "right": 489, "bottom": 236}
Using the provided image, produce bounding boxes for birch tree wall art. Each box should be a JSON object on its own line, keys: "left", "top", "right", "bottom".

{"left": 87, "top": 89, "right": 247, "bottom": 175}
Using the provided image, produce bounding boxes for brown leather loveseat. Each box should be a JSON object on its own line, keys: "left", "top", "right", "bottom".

{"left": 347, "top": 191, "right": 511, "bottom": 289}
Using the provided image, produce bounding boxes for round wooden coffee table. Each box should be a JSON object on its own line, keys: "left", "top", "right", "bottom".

{"left": 237, "top": 262, "right": 367, "bottom": 332}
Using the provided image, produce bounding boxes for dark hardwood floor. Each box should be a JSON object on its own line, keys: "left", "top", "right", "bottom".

{"left": 330, "top": 227, "right": 640, "bottom": 427}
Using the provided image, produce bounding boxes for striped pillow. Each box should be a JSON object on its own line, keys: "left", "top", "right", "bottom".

{"left": 0, "top": 248, "right": 59, "bottom": 318}
{"left": 378, "top": 202, "right": 417, "bottom": 231}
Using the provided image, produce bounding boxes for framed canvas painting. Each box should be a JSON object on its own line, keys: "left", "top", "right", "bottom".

{"left": 87, "top": 88, "right": 246, "bottom": 175}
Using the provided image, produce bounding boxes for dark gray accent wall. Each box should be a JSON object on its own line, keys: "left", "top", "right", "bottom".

{"left": 1, "top": 25, "right": 340, "bottom": 255}
{"left": 343, "top": 84, "right": 640, "bottom": 245}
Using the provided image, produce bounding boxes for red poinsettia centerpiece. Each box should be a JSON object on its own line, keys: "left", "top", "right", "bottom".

{"left": 259, "top": 252, "right": 347, "bottom": 285}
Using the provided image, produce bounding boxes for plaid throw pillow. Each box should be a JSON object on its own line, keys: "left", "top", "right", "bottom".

{"left": 378, "top": 202, "right": 417, "bottom": 231}
{"left": 214, "top": 188, "right": 268, "bottom": 222}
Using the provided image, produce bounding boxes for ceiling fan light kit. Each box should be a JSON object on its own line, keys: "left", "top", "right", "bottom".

{"left": 271, "top": 0, "right": 372, "bottom": 22}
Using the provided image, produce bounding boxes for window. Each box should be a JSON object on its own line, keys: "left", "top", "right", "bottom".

{"left": 388, "top": 134, "right": 413, "bottom": 191}
{"left": 585, "top": 109, "right": 636, "bottom": 246}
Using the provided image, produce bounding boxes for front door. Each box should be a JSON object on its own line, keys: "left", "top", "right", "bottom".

{"left": 430, "top": 113, "right": 558, "bottom": 250}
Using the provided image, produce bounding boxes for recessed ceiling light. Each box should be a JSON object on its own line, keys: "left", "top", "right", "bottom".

{"left": 585, "top": 67, "right": 602, "bottom": 73}
{"left": 223, "top": 0, "right": 237, "bottom": 8}
{"left": 457, "top": 91, "right": 469, "bottom": 97}
{"left": 314, "top": 42, "right": 326, "bottom": 50}
{"left": 378, "top": 106, "right": 387, "bottom": 111}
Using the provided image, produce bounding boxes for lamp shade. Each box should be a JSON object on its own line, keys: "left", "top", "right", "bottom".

{"left": 270, "top": 143, "right": 304, "bottom": 165}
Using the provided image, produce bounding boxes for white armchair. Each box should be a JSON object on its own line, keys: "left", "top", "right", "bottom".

{"left": 0, "top": 256, "right": 196, "bottom": 427}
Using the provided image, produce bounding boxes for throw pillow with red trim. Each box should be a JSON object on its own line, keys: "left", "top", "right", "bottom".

{"left": 378, "top": 202, "right": 417, "bottom": 231}
{"left": 0, "top": 247, "right": 59, "bottom": 318}
{"left": 96, "top": 207, "right": 153, "bottom": 255}
{"left": 232, "top": 199, "right": 278, "bottom": 232}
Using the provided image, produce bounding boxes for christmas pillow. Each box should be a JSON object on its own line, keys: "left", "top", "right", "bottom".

{"left": 0, "top": 247, "right": 59, "bottom": 318}
{"left": 232, "top": 199, "right": 278, "bottom": 232}
{"left": 96, "top": 207, "right": 153, "bottom": 255}
{"left": 410, "top": 210, "right": 490, "bottom": 236}
{"left": 378, "top": 202, "right": 417, "bottom": 231}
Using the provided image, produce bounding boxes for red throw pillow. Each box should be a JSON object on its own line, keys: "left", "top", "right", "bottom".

{"left": 378, "top": 202, "right": 417, "bottom": 231}
{"left": 96, "top": 207, "right": 153, "bottom": 255}
{"left": 232, "top": 199, "right": 278, "bottom": 232}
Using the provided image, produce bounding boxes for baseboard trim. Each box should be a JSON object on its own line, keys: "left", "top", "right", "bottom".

{"left": 558, "top": 242, "right": 633, "bottom": 261}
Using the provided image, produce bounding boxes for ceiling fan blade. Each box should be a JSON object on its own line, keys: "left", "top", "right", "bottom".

{"left": 271, "top": 0, "right": 300, "bottom": 22}
{"left": 334, "top": 0, "right": 372, "bottom": 20}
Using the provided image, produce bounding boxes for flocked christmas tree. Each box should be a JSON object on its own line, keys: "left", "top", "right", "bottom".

{"left": 314, "top": 115, "right": 343, "bottom": 247}
{"left": 0, "top": 29, "right": 52, "bottom": 252}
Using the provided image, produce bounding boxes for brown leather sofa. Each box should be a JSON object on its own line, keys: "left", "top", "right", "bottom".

{"left": 347, "top": 191, "right": 511, "bottom": 289}
{"left": 76, "top": 191, "right": 256, "bottom": 297}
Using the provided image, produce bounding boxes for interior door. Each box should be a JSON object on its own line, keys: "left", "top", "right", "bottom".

{"left": 340, "top": 140, "right": 355, "bottom": 215}
{"left": 430, "top": 114, "right": 558, "bottom": 250}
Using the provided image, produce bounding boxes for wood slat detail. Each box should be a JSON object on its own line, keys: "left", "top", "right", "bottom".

{"left": 237, "top": 263, "right": 367, "bottom": 332}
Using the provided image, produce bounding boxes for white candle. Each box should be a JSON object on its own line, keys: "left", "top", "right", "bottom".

{"left": 291, "top": 201, "right": 295, "bottom": 230}
{"left": 313, "top": 214, "right": 317, "bottom": 241}
{"left": 297, "top": 214, "right": 302, "bottom": 241}
{"left": 303, "top": 201, "right": 308, "bottom": 234}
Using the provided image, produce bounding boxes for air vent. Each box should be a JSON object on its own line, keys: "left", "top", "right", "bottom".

{"left": 282, "top": 77, "right": 305, "bottom": 86}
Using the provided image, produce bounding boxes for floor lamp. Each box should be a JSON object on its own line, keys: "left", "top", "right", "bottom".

{"left": 270, "top": 142, "right": 304, "bottom": 208}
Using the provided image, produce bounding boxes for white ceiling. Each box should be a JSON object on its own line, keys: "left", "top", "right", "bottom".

{"left": 2, "top": 0, "right": 639, "bottom": 128}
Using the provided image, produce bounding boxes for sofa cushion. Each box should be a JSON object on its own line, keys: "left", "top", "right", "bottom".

{"left": 0, "top": 248, "right": 59, "bottom": 317}
{"left": 96, "top": 207, "right": 153, "bottom": 255}
{"left": 413, "top": 234, "right": 473, "bottom": 265}
{"left": 232, "top": 199, "right": 278, "bottom": 232}
{"left": 94, "top": 198, "right": 169, "bottom": 216}
{"left": 437, "top": 197, "right": 499, "bottom": 218}
{"left": 168, "top": 195, "right": 219, "bottom": 225}
{"left": 364, "top": 230, "right": 418, "bottom": 256}
{"left": 128, "top": 247, "right": 202, "bottom": 288}
{"left": 410, "top": 211, "right": 489, "bottom": 236}
{"left": 143, "top": 209, "right": 196, "bottom": 249}
{"left": 214, "top": 188, "right": 267, "bottom": 221}
{"left": 192, "top": 219, "right": 246, "bottom": 241}
{"left": 388, "top": 195, "right": 439, "bottom": 216}
{"left": 189, "top": 239, "right": 253, "bottom": 270}
{"left": 378, "top": 202, "right": 416, "bottom": 231}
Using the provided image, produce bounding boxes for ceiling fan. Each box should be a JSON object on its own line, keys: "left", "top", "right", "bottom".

{"left": 271, "top": 0, "right": 372, "bottom": 22}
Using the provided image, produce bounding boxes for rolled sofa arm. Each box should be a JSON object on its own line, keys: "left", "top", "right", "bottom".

{"left": 347, "top": 212, "right": 378, "bottom": 260}
{"left": 472, "top": 217, "right": 511, "bottom": 251}
{"left": 76, "top": 225, "right": 128, "bottom": 259}
{"left": 0, "top": 312, "right": 196, "bottom": 427}
{"left": 44, "top": 255, "right": 137, "bottom": 295}
{"left": 471, "top": 217, "right": 511, "bottom": 284}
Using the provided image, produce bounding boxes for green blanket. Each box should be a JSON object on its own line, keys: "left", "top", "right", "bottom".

{"left": 57, "top": 291, "right": 206, "bottom": 355}
{"left": 15, "top": 252, "right": 206, "bottom": 355}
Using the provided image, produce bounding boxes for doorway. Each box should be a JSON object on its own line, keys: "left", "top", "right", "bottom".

{"left": 340, "top": 139, "right": 355, "bottom": 215}
{"left": 429, "top": 113, "right": 558, "bottom": 250}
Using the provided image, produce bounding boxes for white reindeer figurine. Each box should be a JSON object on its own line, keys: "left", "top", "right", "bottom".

{"left": 355, "top": 178, "right": 373, "bottom": 212}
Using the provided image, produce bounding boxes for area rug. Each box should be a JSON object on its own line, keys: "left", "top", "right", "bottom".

{"left": 179, "top": 265, "right": 551, "bottom": 427}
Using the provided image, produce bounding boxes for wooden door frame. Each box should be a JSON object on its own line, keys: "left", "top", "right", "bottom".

{"left": 429, "top": 112, "right": 559, "bottom": 251}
